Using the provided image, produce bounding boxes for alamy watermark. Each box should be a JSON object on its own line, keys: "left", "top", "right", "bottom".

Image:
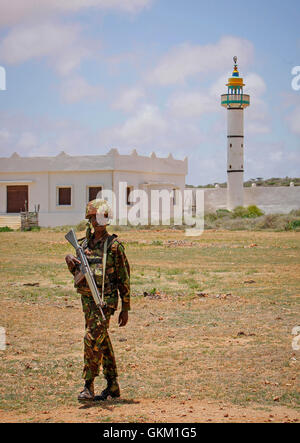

{"left": 292, "top": 326, "right": 300, "bottom": 351}
{"left": 94, "top": 182, "right": 204, "bottom": 237}
{"left": 291, "top": 66, "right": 300, "bottom": 91}
{"left": 0, "top": 327, "right": 6, "bottom": 351}
{"left": 0, "top": 66, "right": 6, "bottom": 91}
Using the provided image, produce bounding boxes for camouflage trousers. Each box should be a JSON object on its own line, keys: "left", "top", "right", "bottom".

{"left": 81, "top": 294, "right": 118, "bottom": 381}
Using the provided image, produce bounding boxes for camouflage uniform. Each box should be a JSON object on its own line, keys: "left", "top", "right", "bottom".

{"left": 68, "top": 201, "right": 130, "bottom": 384}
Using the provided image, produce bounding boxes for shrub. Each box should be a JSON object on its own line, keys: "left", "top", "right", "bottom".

{"left": 290, "top": 209, "right": 300, "bottom": 217}
{"left": 204, "top": 213, "right": 218, "bottom": 222}
{"left": 216, "top": 209, "right": 232, "bottom": 218}
{"left": 255, "top": 214, "right": 293, "bottom": 231}
{"left": 223, "top": 218, "right": 257, "bottom": 231}
{"left": 286, "top": 219, "right": 300, "bottom": 231}
{"left": 0, "top": 226, "right": 14, "bottom": 232}
{"left": 247, "top": 205, "right": 264, "bottom": 218}
{"left": 232, "top": 206, "right": 249, "bottom": 218}
{"left": 232, "top": 205, "right": 264, "bottom": 219}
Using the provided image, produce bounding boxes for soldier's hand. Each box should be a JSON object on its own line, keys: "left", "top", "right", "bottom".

{"left": 65, "top": 254, "right": 80, "bottom": 269}
{"left": 118, "top": 311, "right": 128, "bottom": 327}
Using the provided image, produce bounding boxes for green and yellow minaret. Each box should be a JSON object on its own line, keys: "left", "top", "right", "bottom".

{"left": 221, "top": 57, "right": 250, "bottom": 210}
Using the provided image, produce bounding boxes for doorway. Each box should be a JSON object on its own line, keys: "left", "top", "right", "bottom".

{"left": 7, "top": 185, "right": 28, "bottom": 213}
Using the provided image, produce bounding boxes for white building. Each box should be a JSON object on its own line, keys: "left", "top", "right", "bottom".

{"left": 0, "top": 148, "right": 187, "bottom": 227}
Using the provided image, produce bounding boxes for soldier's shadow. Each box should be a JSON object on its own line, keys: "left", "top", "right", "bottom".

{"left": 78, "top": 398, "right": 139, "bottom": 411}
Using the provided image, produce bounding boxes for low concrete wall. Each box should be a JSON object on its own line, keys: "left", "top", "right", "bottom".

{"left": 191, "top": 186, "right": 300, "bottom": 214}
{"left": 39, "top": 212, "right": 85, "bottom": 228}
{"left": 203, "top": 188, "right": 228, "bottom": 212}
{"left": 244, "top": 186, "right": 300, "bottom": 214}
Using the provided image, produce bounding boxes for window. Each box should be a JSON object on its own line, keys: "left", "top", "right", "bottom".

{"left": 230, "top": 143, "right": 232, "bottom": 148}
{"left": 88, "top": 186, "right": 102, "bottom": 202}
{"left": 229, "top": 165, "right": 232, "bottom": 169}
{"left": 241, "top": 143, "right": 244, "bottom": 148}
{"left": 58, "top": 187, "right": 71, "bottom": 206}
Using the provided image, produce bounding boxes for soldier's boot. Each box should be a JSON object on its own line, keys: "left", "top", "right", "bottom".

{"left": 78, "top": 379, "right": 95, "bottom": 402}
{"left": 94, "top": 378, "right": 120, "bottom": 401}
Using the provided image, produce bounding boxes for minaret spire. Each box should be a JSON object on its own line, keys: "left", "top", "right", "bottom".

{"left": 221, "top": 58, "right": 250, "bottom": 210}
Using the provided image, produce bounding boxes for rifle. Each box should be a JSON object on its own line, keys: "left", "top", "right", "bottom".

{"left": 65, "top": 229, "right": 106, "bottom": 322}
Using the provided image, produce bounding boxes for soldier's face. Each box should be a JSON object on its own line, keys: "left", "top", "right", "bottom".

{"left": 88, "top": 214, "right": 107, "bottom": 230}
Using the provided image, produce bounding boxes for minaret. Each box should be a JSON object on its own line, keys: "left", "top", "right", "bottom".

{"left": 221, "top": 57, "right": 250, "bottom": 210}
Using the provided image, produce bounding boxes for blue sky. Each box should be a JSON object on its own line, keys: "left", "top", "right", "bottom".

{"left": 0, "top": 0, "right": 299, "bottom": 185}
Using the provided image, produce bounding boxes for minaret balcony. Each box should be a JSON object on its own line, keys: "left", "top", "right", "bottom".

{"left": 221, "top": 93, "right": 250, "bottom": 108}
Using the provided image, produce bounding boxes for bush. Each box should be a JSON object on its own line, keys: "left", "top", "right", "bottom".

{"left": 247, "top": 205, "right": 264, "bottom": 218}
{"left": 232, "top": 206, "right": 250, "bottom": 218}
{"left": 30, "top": 226, "right": 41, "bottom": 232}
{"left": 286, "top": 219, "right": 300, "bottom": 231}
{"left": 290, "top": 209, "right": 300, "bottom": 217}
{"left": 233, "top": 205, "right": 264, "bottom": 219}
{"left": 255, "top": 214, "right": 284, "bottom": 230}
{"left": 204, "top": 213, "right": 218, "bottom": 222}
{"left": 216, "top": 209, "right": 232, "bottom": 218}
{"left": 0, "top": 226, "right": 14, "bottom": 232}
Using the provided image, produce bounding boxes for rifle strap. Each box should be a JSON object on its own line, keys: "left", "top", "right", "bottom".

{"left": 101, "top": 238, "right": 108, "bottom": 302}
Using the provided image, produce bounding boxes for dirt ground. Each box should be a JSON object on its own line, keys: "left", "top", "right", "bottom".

{"left": 0, "top": 228, "right": 299, "bottom": 423}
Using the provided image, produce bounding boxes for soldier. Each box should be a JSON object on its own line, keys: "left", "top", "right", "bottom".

{"left": 65, "top": 199, "right": 130, "bottom": 402}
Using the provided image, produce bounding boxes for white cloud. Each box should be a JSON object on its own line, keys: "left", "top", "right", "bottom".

{"left": 100, "top": 100, "right": 211, "bottom": 159}
{"left": 0, "top": 0, "right": 153, "bottom": 26}
{"left": 61, "top": 75, "right": 104, "bottom": 103}
{"left": 147, "top": 36, "right": 254, "bottom": 85}
{"left": 167, "top": 91, "right": 218, "bottom": 118}
{"left": 112, "top": 87, "right": 145, "bottom": 112}
{"left": 0, "top": 21, "right": 93, "bottom": 75}
{"left": 244, "top": 73, "right": 266, "bottom": 97}
{"left": 246, "top": 141, "right": 300, "bottom": 180}
{"left": 245, "top": 75, "right": 269, "bottom": 135}
{"left": 0, "top": 0, "right": 152, "bottom": 75}
{"left": 110, "top": 104, "right": 167, "bottom": 146}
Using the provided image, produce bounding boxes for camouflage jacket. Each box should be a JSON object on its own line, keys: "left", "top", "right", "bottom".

{"left": 69, "top": 231, "right": 130, "bottom": 312}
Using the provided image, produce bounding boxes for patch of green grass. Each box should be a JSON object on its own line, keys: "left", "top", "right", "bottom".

{"left": 165, "top": 268, "right": 182, "bottom": 276}
{"left": 151, "top": 240, "right": 163, "bottom": 246}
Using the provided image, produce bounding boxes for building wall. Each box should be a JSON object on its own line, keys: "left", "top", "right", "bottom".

{"left": 43, "top": 171, "right": 112, "bottom": 227}
{"left": 113, "top": 170, "right": 185, "bottom": 224}
{"left": 0, "top": 170, "right": 113, "bottom": 227}
{"left": 197, "top": 186, "right": 300, "bottom": 214}
{"left": 0, "top": 172, "right": 49, "bottom": 213}
{"left": 244, "top": 186, "right": 300, "bottom": 213}
{"left": 0, "top": 151, "right": 187, "bottom": 227}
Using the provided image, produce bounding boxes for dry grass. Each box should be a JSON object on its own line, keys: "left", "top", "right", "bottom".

{"left": 0, "top": 228, "right": 299, "bottom": 423}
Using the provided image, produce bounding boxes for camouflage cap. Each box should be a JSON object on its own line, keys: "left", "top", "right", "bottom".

{"left": 85, "top": 199, "right": 113, "bottom": 225}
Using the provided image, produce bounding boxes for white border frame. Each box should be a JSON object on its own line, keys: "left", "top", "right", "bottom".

{"left": 56, "top": 185, "right": 73, "bottom": 208}
{"left": 86, "top": 184, "right": 103, "bottom": 204}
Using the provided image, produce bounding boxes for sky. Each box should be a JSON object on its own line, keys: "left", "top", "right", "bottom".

{"left": 0, "top": 0, "right": 299, "bottom": 185}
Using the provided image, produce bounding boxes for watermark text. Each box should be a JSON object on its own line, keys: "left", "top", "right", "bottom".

{"left": 0, "top": 66, "right": 6, "bottom": 91}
